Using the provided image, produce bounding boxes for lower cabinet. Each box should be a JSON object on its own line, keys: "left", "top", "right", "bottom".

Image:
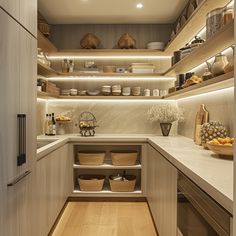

{"left": 36, "top": 144, "right": 73, "bottom": 236}
{"left": 147, "top": 145, "right": 177, "bottom": 236}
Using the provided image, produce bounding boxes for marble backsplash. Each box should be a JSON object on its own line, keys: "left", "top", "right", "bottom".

{"left": 37, "top": 100, "right": 178, "bottom": 135}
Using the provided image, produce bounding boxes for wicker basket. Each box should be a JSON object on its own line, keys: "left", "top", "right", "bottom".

{"left": 77, "top": 151, "right": 105, "bottom": 165}
{"left": 109, "top": 175, "right": 136, "bottom": 192}
{"left": 78, "top": 175, "right": 105, "bottom": 191}
{"left": 38, "top": 22, "right": 50, "bottom": 36}
{"left": 111, "top": 151, "right": 138, "bottom": 166}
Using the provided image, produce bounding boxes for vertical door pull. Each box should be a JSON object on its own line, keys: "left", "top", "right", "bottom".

{"left": 17, "top": 114, "right": 26, "bottom": 166}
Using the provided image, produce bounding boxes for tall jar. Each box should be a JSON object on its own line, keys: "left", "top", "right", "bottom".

{"left": 206, "top": 8, "right": 224, "bottom": 40}
{"left": 222, "top": 7, "right": 234, "bottom": 26}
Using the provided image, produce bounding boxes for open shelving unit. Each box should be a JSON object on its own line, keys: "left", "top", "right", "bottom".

{"left": 164, "top": 71, "right": 234, "bottom": 99}
{"left": 164, "top": 21, "right": 234, "bottom": 76}
{"left": 164, "top": 0, "right": 230, "bottom": 53}
{"left": 37, "top": 91, "right": 59, "bottom": 99}
{"left": 38, "top": 61, "right": 59, "bottom": 77}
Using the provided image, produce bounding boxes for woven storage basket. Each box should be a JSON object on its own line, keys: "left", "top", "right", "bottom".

{"left": 38, "top": 22, "right": 50, "bottom": 36}
{"left": 78, "top": 175, "right": 105, "bottom": 191}
{"left": 109, "top": 175, "right": 136, "bottom": 192}
{"left": 111, "top": 151, "right": 138, "bottom": 166}
{"left": 77, "top": 151, "right": 105, "bottom": 165}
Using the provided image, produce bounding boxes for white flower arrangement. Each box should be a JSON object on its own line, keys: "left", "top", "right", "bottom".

{"left": 147, "top": 104, "right": 184, "bottom": 123}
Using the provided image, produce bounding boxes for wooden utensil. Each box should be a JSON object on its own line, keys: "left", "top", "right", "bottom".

{"left": 194, "top": 104, "right": 209, "bottom": 145}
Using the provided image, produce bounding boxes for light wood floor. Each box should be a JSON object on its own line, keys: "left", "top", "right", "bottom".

{"left": 51, "top": 202, "right": 157, "bottom": 236}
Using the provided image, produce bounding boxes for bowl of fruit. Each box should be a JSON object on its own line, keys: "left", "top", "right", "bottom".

{"left": 207, "top": 137, "right": 234, "bottom": 159}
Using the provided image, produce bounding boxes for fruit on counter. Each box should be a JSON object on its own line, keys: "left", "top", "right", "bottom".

{"left": 79, "top": 121, "right": 92, "bottom": 128}
{"left": 182, "top": 75, "right": 202, "bottom": 88}
{"left": 55, "top": 115, "right": 71, "bottom": 121}
{"left": 208, "top": 137, "right": 234, "bottom": 146}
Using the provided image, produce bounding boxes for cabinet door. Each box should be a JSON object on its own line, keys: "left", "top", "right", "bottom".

{"left": 19, "top": 0, "right": 37, "bottom": 37}
{"left": 0, "top": 0, "right": 20, "bottom": 20}
{"left": 147, "top": 145, "right": 177, "bottom": 236}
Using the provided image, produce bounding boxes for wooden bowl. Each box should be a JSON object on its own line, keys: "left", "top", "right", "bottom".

{"left": 207, "top": 143, "right": 233, "bottom": 159}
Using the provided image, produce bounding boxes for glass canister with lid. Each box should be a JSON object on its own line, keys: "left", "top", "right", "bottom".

{"left": 206, "top": 8, "right": 224, "bottom": 40}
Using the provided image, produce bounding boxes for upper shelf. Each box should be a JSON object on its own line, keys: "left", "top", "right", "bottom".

{"left": 164, "top": 0, "right": 231, "bottom": 53}
{"left": 37, "top": 61, "right": 59, "bottom": 77}
{"left": 164, "top": 71, "right": 234, "bottom": 99}
{"left": 164, "top": 21, "right": 234, "bottom": 76}
{"left": 37, "top": 30, "right": 58, "bottom": 53}
{"left": 47, "top": 49, "right": 169, "bottom": 59}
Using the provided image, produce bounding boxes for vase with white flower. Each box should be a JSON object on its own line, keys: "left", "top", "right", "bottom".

{"left": 147, "top": 104, "right": 184, "bottom": 136}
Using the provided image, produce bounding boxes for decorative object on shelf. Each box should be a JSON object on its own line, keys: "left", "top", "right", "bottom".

{"left": 180, "top": 15, "right": 187, "bottom": 27}
{"left": 61, "top": 89, "right": 70, "bottom": 96}
{"left": 118, "top": 33, "right": 136, "bottom": 49}
{"left": 224, "top": 45, "right": 234, "bottom": 74}
{"left": 116, "top": 67, "right": 126, "bottom": 73}
{"left": 87, "top": 90, "right": 100, "bottom": 96}
{"left": 194, "top": 104, "right": 209, "bottom": 145}
{"left": 78, "top": 175, "right": 105, "bottom": 191}
{"left": 122, "top": 87, "right": 131, "bottom": 96}
{"left": 130, "top": 63, "right": 155, "bottom": 73}
{"left": 177, "top": 74, "right": 185, "bottom": 89}
{"left": 84, "top": 61, "right": 97, "bottom": 69}
{"left": 109, "top": 171, "right": 136, "bottom": 192}
{"left": 55, "top": 114, "right": 72, "bottom": 135}
{"left": 173, "top": 50, "right": 182, "bottom": 65}
{"left": 103, "top": 65, "right": 116, "bottom": 73}
{"left": 144, "top": 89, "right": 151, "bottom": 96}
{"left": 207, "top": 53, "right": 229, "bottom": 76}
{"left": 147, "top": 104, "right": 184, "bottom": 136}
{"left": 79, "top": 111, "right": 98, "bottom": 137}
{"left": 186, "top": 1, "right": 195, "bottom": 19}
{"left": 190, "top": 36, "right": 205, "bottom": 50}
{"left": 37, "top": 48, "right": 51, "bottom": 67}
{"left": 207, "top": 137, "right": 233, "bottom": 158}
{"left": 222, "top": 6, "right": 234, "bottom": 26}
{"left": 152, "top": 89, "right": 160, "bottom": 96}
{"left": 38, "top": 12, "right": 50, "bottom": 37}
{"left": 80, "top": 33, "right": 101, "bottom": 49}
{"left": 200, "top": 121, "right": 228, "bottom": 147}
{"left": 70, "top": 88, "right": 78, "bottom": 96}
{"left": 62, "top": 59, "right": 69, "bottom": 73}
{"left": 131, "top": 87, "right": 141, "bottom": 96}
{"left": 202, "top": 67, "right": 213, "bottom": 81}
{"left": 55, "top": 114, "right": 71, "bottom": 122}
{"left": 147, "top": 42, "right": 165, "bottom": 50}
{"left": 42, "top": 80, "right": 60, "bottom": 97}
{"left": 159, "top": 90, "right": 168, "bottom": 97}
{"left": 77, "top": 151, "right": 106, "bottom": 165}
{"left": 182, "top": 75, "right": 202, "bottom": 88}
{"left": 112, "top": 85, "right": 122, "bottom": 95}
{"left": 206, "top": 8, "right": 224, "bottom": 40}
{"left": 68, "top": 60, "right": 74, "bottom": 73}
{"left": 79, "top": 90, "right": 87, "bottom": 96}
{"left": 101, "top": 85, "right": 111, "bottom": 95}
{"left": 111, "top": 151, "right": 138, "bottom": 166}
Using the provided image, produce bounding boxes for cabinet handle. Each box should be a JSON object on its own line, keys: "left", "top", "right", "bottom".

{"left": 17, "top": 114, "right": 26, "bottom": 166}
{"left": 7, "top": 170, "right": 31, "bottom": 187}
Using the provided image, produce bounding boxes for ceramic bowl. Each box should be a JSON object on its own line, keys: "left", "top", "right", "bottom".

{"left": 207, "top": 143, "right": 233, "bottom": 159}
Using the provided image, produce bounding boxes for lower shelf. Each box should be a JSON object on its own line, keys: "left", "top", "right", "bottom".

{"left": 72, "top": 188, "right": 142, "bottom": 197}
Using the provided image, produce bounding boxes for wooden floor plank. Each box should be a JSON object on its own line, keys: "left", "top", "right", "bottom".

{"left": 52, "top": 202, "right": 157, "bottom": 236}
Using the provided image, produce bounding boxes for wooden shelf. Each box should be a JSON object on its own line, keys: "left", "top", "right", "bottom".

{"left": 48, "top": 49, "right": 169, "bottom": 58}
{"left": 164, "top": 0, "right": 230, "bottom": 53}
{"left": 57, "top": 72, "right": 164, "bottom": 77}
{"left": 73, "top": 163, "right": 142, "bottom": 170}
{"left": 37, "top": 30, "right": 57, "bottom": 53}
{"left": 164, "top": 71, "right": 234, "bottom": 99}
{"left": 37, "top": 91, "right": 58, "bottom": 99}
{"left": 164, "top": 21, "right": 234, "bottom": 76}
{"left": 37, "top": 61, "right": 59, "bottom": 77}
{"left": 59, "top": 96, "right": 162, "bottom": 100}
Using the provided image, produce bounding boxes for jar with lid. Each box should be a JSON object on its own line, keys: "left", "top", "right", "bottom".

{"left": 206, "top": 8, "right": 224, "bottom": 40}
{"left": 62, "top": 59, "right": 69, "bottom": 73}
{"left": 222, "top": 7, "right": 234, "bottom": 26}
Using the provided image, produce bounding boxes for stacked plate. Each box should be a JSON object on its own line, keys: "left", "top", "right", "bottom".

{"left": 147, "top": 42, "right": 165, "bottom": 50}
{"left": 101, "top": 86, "right": 111, "bottom": 95}
{"left": 122, "top": 87, "right": 131, "bottom": 96}
{"left": 112, "top": 85, "right": 121, "bottom": 96}
{"left": 61, "top": 89, "right": 70, "bottom": 96}
{"left": 131, "top": 87, "right": 141, "bottom": 96}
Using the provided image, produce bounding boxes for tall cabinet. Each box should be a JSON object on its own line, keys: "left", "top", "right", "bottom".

{"left": 0, "top": 3, "right": 37, "bottom": 236}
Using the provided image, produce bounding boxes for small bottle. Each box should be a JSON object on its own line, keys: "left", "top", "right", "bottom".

{"left": 52, "top": 113, "right": 56, "bottom": 136}
{"left": 69, "top": 60, "right": 74, "bottom": 73}
{"left": 44, "top": 114, "right": 49, "bottom": 135}
{"left": 48, "top": 114, "right": 53, "bottom": 135}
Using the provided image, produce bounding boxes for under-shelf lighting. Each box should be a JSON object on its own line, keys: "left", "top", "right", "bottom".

{"left": 47, "top": 55, "right": 171, "bottom": 60}
{"left": 47, "top": 99, "right": 175, "bottom": 103}
{"left": 177, "top": 87, "right": 234, "bottom": 102}
{"left": 48, "top": 76, "right": 176, "bottom": 82}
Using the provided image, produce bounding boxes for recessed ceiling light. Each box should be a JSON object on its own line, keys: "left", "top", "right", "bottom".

{"left": 136, "top": 3, "right": 143, "bottom": 9}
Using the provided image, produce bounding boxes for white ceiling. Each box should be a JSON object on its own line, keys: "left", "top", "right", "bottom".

{"left": 38, "top": 0, "right": 188, "bottom": 24}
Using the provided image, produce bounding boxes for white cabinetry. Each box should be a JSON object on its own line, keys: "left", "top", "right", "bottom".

{"left": 147, "top": 145, "right": 177, "bottom": 236}
{"left": 36, "top": 144, "right": 73, "bottom": 236}
{"left": 0, "top": 8, "right": 37, "bottom": 236}
{"left": 0, "top": 0, "right": 37, "bottom": 36}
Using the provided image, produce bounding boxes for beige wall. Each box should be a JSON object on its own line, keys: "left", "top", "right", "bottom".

{"left": 178, "top": 87, "right": 234, "bottom": 139}
{"left": 37, "top": 100, "right": 178, "bottom": 135}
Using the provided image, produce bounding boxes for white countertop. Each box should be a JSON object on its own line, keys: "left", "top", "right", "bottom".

{"left": 37, "top": 134, "right": 233, "bottom": 214}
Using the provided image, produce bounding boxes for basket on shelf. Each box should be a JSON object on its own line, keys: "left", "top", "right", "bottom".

{"left": 109, "top": 172, "right": 136, "bottom": 192}
{"left": 77, "top": 151, "right": 106, "bottom": 165}
{"left": 78, "top": 174, "right": 105, "bottom": 191}
{"left": 111, "top": 151, "right": 138, "bottom": 166}
{"left": 79, "top": 111, "right": 98, "bottom": 136}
